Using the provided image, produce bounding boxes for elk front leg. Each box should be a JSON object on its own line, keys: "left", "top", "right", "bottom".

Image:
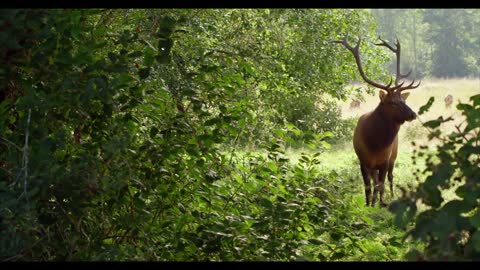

{"left": 360, "top": 164, "right": 372, "bottom": 206}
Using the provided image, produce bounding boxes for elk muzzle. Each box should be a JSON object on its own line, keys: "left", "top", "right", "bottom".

{"left": 405, "top": 108, "right": 416, "bottom": 122}
{"left": 397, "top": 104, "right": 416, "bottom": 123}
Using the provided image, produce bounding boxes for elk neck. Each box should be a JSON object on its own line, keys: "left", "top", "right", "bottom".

{"left": 363, "top": 104, "right": 401, "bottom": 152}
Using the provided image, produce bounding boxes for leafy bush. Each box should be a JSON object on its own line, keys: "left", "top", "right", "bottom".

{"left": 0, "top": 9, "right": 388, "bottom": 261}
{"left": 390, "top": 94, "right": 480, "bottom": 261}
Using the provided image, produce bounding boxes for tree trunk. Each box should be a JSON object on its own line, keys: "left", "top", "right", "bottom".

{"left": 413, "top": 11, "right": 417, "bottom": 77}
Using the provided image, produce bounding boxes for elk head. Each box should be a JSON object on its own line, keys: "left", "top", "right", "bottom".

{"left": 335, "top": 33, "right": 420, "bottom": 124}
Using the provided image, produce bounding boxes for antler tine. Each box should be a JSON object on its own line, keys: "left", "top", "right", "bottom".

{"left": 390, "top": 36, "right": 420, "bottom": 91}
{"left": 387, "top": 77, "right": 408, "bottom": 91}
{"left": 385, "top": 76, "right": 394, "bottom": 89}
{"left": 354, "top": 36, "right": 361, "bottom": 52}
{"left": 396, "top": 69, "right": 412, "bottom": 86}
{"left": 375, "top": 36, "right": 397, "bottom": 52}
{"left": 392, "top": 38, "right": 422, "bottom": 92}
{"left": 333, "top": 32, "right": 350, "bottom": 47}
{"left": 394, "top": 37, "right": 402, "bottom": 86}
{"left": 412, "top": 80, "right": 421, "bottom": 89}
{"left": 375, "top": 36, "right": 407, "bottom": 87}
{"left": 391, "top": 81, "right": 405, "bottom": 91}
{"left": 397, "top": 79, "right": 421, "bottom": 92}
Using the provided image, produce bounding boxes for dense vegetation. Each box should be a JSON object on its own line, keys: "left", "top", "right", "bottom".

{"left": 0, "top": 9, "right": 479, "bottom": 261}
{"left": 391, "top": 94, "right": 480, "bottom": 260}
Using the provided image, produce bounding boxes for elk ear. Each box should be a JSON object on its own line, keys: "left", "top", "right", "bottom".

{"left": 401, "top": 92, "right": 410, "bottom": 100}
{"left": 379, "top": 90, "right": 387, "bottom": 102}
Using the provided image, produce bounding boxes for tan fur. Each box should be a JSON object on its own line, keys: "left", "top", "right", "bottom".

{"left": 350, "top": 100, "right": 361, "bottom": 109}
{"left": 445, "top": 94, "right": 453, "bottom": 108}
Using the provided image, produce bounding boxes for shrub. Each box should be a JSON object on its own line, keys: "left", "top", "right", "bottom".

{"left": 390, "top": 94, "right": 480, "bottom": 261}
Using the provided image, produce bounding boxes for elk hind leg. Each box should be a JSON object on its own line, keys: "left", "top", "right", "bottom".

{"left": 371, "top": 170, "right": 379, "bottom": 207}
{"left": 378, "top": 164, "right": 389, "bottom": 207}
{"left": 388, "top": 162, "right": 394, "bottom": 200}
{"left": 360, "top": 164, "right": 372, "bottom": 206}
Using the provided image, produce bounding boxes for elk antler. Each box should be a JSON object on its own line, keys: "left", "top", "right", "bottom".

{"left": 334, "top": 32, "right": 402, "bottom": 93}
{"left": 335, "top": 33, "right": 421, "bottom": 93}
{"left": 375, "top": 36, "right": 421, "bottom": 92}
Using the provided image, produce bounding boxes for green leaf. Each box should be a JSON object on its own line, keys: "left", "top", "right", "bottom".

{"left": 422, "top": 183, "right": 442, "bottom": 207}
{"left": 232, "top": 172, "right": 243, "bottom": 184}
{"left": 418, "top": 97, "right": 434, "bottom": 115}
{"left": 156, "top": 53, "right": 171, "bottom": 64}
{"left": 469, "top": 212, "right": 480, "bottom": 228}
{"left": 139, "top": 67, "right": 150, "bottom": 80}
{"left": 308, "top": 239, "right": 326, "bottom": 245}
{"left": 128, "top": 51, "right": 143, "bottom": 58}
{"left": 108, "top": 52, "right": 117, "bottom": 63}
{"left": 204, "top": 118, "right": 219, "bottom": 126}
{"left": 149, "top": 127, "right": 159, "bottom": 138}
{"left": 470, "top": 94, "right": 480, "bottom": 107}
{"left": 423, "top": 118, "right": 441, "bottom": 129}
{"left": 260, "top": 197, "right": 273, "bottom": 208}
{"left": 361, "top": 215, "right": 374, "bottom": 225}
{"left": 472, "top": 231, "right": 480, "bottom": 252}
{"left": 330, "top": 251, "right": 345, "bottom": 260}
{"left": 320, "top": 140, "right": 331, "bottom": 149}
{"left": 321, "top": 131, "right": 334, "bottom": 138}
{"left": 432, "top": 211, "right": 455, "bottom": 239}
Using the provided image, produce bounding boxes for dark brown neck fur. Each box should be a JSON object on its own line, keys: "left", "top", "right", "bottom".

{"left": 362, "top": 104, "right": 400, "bottom": 152}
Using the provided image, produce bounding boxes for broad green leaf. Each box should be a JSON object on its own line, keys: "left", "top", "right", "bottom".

{"left": 418, "top": 96, "right": 434, "bottom": 115}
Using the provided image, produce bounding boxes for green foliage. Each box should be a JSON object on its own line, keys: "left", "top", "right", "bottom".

{"left": 0, "top": 9, "right": 390, "bottom": 261}
{"left": 418, "top": 97, "right": 435, "bottom": 116}
{"left": 390, "top": 94, "right": 480, "bottom": 261}
{"left": 278, "top": 95, "right": 354, "bottom": 143}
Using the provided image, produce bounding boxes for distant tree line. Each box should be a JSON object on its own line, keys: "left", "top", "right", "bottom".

{"left": 372, "top": 9, "right": 479, "bottom": 78}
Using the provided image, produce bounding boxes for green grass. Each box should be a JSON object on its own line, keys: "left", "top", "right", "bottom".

{"left": 285, "top": 144, "right": 421, "bottom": 204}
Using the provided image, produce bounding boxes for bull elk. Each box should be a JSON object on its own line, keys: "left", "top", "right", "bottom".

{"left": 445, "top": 94, "right": 453, "bottom": 108}
{"left": 335, "top": 34, "right": 421, "bottom": 207}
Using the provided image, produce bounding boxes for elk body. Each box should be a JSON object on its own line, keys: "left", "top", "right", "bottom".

{"left": 445, "top": 94, "right": 453, "bottom": 108}
{"left": 335, "top": 34, "right": 421, "bottom": 207}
